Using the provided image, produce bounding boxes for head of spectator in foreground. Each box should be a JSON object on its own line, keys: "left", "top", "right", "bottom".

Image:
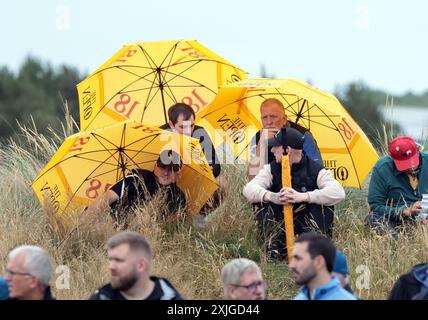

{"left": 4, "top": 245, "right": 52, "bottom": 300}
{"left": 289, "top": 232, "right": 336, "bottom": 288}
{"left": 332, "top": 250, "right": 350, "bottom": 289}
{"left": 154, "top": 149, "right": 183, "bottom": 186}
{"left": 389, "top": 136, "right": 420, "bottom": 174}
{"left": 107, "top": 231, "right": 153, "bottom": 292}
{"left": 221, "top": 258, "right": 266, "bottom": 300}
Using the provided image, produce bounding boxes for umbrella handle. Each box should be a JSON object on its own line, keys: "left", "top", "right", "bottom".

{"left": 282, "top": 155, "right": 294, "bottom": 262}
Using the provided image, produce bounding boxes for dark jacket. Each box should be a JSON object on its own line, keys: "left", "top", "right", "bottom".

{"left": 160, "top": 124, "right": 220, "bottom": 177}
{"left": 110, "top": 169, "right": 186, "bottom": 216}
{"left": 7, "top": 286, "right": 55, "bottom": 300}
{"left": 90, "top": 276, "right": 183, "bottom": 300}
{"left": 368, "top": 152, "right": 428, "bottom": 225}
{"left": 389, "top": 263, "right": 428, "bottom": 300}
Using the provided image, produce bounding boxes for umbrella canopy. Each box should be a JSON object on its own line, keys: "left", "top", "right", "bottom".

{"left": 32, "top": 120, "right": 218, "bottom": 217}
{"left": 196, "top": 78, "right": 379, "bottom": 188}
{"left": 78, "top": 39, "right": 247, "bottom": 131}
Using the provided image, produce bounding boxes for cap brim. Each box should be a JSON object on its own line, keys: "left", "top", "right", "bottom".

{"left": 267, "top": 137, "right": 282, "bottom": 148}
{"left": 393, "top": 154, "right": 420, "bottom": 171}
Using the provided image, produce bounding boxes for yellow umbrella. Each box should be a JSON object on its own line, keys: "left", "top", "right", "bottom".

{"left": 78, "top": 39, "right": 247, "bottom": 131}
{"left": 32, "top": 120, "right": 218, "bottom": 217}
{"left": 196, "top": 78, "right": 379, "bottom": 188}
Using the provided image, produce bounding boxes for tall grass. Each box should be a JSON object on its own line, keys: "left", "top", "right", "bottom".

{"left": 0, "top": 115, "right": 427, "bottom": 300}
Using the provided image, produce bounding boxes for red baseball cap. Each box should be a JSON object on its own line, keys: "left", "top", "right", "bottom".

{"left": 388, "top": 136, "right": 420, "bottom": 171}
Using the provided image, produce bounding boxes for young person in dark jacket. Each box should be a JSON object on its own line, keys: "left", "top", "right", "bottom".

{"left": 90, "top": 231, "right": 183, "bottom": 300}
{"left": 84, "top": 150, "right": 186, "bottom": 226}
{"left": 160, "top": 102, "right": 226, "bottom": 215}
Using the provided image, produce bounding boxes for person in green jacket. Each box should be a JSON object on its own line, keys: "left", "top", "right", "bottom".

{"left": 367, "top": 136, "right": 428, "bottom": 233}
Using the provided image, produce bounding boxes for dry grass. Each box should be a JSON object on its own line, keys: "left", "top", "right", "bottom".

{"left": 0, "top": 119, "right": 427, "bottom": 300}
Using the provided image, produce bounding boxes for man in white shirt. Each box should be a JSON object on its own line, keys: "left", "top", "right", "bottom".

{"left": 243, "top": 127, "right": 345, "bottom": 260}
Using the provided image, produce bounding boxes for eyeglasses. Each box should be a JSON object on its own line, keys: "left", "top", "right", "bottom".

{"left": 5, "top": 268, "right": 33, "bottom": 277}
{"left": 233, "top": 280, "right": 266, "bottom": 291}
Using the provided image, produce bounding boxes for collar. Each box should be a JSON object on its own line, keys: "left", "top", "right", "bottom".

{"left": 299, "top": 277, "right": 341, "bottom": 300}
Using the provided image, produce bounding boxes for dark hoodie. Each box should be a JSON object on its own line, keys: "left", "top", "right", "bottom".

{"left": 389, "top": 263, "right": 428, "bottom": 300}
{"left": 90, "top": 276, "right": 183, "bottom": 300}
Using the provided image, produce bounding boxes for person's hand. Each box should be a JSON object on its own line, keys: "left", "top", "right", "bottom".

{"left": 263, "top": 190, "right": 288, "bottom": 205}
{"left": 402, "top": 201, "right": 422, "bottom": 217}
{"left": 254, "top": 128, "right": 279, "bottom": 157}
{"left": 260, "top": 128, "right": 280, "bottom": 140}
{"left": 283, "top": 187, "right": 309, "bottom": 204}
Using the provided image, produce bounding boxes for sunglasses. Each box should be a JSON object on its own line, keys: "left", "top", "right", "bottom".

{"left": 156, "top": 162, "right": 181, "bottom": 172}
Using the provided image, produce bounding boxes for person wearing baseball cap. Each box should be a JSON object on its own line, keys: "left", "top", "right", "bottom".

{"left": 243, "top": 127, "right": 345, "bottom": 260}
{"left": 368, "top": 136, "right": 428, "bottom": 233}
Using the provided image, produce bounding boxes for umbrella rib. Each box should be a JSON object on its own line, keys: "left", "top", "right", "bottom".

{"left": 162, "top": 42, "right": 179, "bottom": 76}
{"left": 138, "top": 45, "right": 158, "bottom": 71}
{"left": 162, "top": 61, "right": 216, "bottom": 94}
{"left": 159, "top": 41, "right": 179, "bottom": 68}
{"left": 312, "top": 105, "right": 363, "bottom": 188}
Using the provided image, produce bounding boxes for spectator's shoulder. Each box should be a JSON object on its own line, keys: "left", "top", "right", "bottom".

{"left": 373, "top": 155, "right": 394, "bottom": 171}
{"left": 89, "top": 283, "right": 115, "bottom": 300}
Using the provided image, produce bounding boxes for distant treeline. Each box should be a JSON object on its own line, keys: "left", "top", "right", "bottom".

{"left": 1, "top": 56, "right": 424, "bottom": 147}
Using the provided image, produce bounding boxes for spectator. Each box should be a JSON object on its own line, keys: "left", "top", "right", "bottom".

{"left": 221, "top": 258, "right": 266, "bottom": 300}
{"left": 243, "top": 128, "right": 345, "bottom": 260}
{"left": 246, "top": 98, "right": 322, "bottom": 180}
{"left": 4, "top": 245, "right": 54, "bottom": 300}
{"left": 160, "top": 103, "right": 226, "bottom": 214}
{"left": 85, "top": 149, "right": 186, "bottom": 224}
{"left": 90, "top": 231, "right": 183, "bottom": 300}
{"left": 367, "top": 136, "right": 428, "bottom": 233}
{"left": 290, "top": 232, "right": 357, "bottom": 300}
{"left": 332, "top": 250, "right": 354, "bottom": 294}
{"left": 388, "top": 251, "right": 428, "bottom": 300}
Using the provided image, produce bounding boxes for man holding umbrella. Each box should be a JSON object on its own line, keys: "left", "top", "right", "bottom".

{"left": 243, "top": 127, "right": 345, "bottom": 260}
{"left": 85, "top": 149, "right": 186, "bottom": 223}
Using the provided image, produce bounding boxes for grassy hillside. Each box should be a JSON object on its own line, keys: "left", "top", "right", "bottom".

{"left": 0, "top": 120, "right": 427, "bottom": 300}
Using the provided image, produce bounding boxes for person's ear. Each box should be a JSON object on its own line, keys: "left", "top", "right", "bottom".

{"left": 227, "top": 284, "right": 237, "bottom": 299}
{"left": 314, "top": 255, "right": 325, "bottom": 271}
{"left": 168, "top": 120, "right": 174, "bottom": 129}
{"left": 29, "top": 276, "right": 39, "bottom": 290}
{"left": 137, "top": 256, "right": 148, "bottom": 273}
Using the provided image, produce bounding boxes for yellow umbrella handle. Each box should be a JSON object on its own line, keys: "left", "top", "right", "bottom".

{"left": 282, "top": 155, "right": 294, "bottom": 262}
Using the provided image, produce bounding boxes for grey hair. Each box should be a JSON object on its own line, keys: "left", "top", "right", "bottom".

{"left": 8, "top": 245, "right": 52, "bottom": 289}
{"left": 221, "top": 258, "right": 262, "bottom": 299}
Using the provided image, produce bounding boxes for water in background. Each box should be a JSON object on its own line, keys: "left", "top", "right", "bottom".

{"left": 381, "top": 105, "right": 428, "bottom": 145}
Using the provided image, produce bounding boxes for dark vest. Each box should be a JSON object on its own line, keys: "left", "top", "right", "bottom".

{"left": 269, "top": 155, "right": 334, "bottom": 236}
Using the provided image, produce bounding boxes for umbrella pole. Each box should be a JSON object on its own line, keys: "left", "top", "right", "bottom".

{"left": 281, "top": 155, "right": 294, "bottom": 263}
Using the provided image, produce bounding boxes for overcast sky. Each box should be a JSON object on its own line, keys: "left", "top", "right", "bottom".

{"left": 3, "top": 0, "right": 428, "bottom": 95}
